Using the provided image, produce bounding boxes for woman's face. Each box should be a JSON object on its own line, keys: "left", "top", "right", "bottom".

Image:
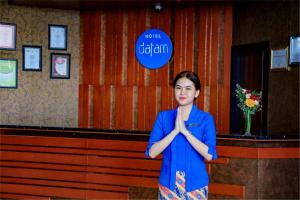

{"left": 174, "top": 77, "right": 200, "bottom": 107}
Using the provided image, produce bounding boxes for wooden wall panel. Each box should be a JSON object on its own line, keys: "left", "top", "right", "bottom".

{"left": 79, "top": 4, "right": 232, "bottom": 133}
{"left": 78, "top": 84, "right": 89, "bottom": 128}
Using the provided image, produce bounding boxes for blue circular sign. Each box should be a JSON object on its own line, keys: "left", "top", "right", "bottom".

{"left": 135, "top": 29, "right": 173, "bottom": 69}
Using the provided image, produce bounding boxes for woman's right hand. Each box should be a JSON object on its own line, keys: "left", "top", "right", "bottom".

{"left": 174, "top": 108, "right": 181, "bottom": 133}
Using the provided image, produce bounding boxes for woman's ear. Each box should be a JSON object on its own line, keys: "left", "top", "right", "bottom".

{"left": 195, "top": 90, "right": 200, "bottom": 98}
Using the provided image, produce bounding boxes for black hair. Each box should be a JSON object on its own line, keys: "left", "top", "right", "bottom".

{"left": 173, "top": 71, "right": 201, "bottom": 91}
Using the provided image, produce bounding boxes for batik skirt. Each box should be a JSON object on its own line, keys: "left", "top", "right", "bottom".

{"left": 158, "top": 171, "right": 208, "bottom": 200}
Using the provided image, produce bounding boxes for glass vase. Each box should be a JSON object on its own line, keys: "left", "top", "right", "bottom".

{"left": 244, "top": 110, "right": 252, "bottom": 136}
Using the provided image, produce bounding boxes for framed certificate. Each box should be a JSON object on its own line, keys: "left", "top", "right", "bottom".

{"left": 50, "top": 53, "right": 70, "bottom": 79}
{"left": 270, "top": 48, "right": 289, "bottom": 71}
{"left": 0, "top": 22, "right": 16, "bottom": 50}
{"left": 289, "top": 35, "right": 300, "bottom": 66}
{"left": 0, "top": 58, "right": 18, "bottom": 88}
{"left": 48, "top": 24, "right": 68, "bottom": 50}
{"left": 22, "top": 45, "right": 42, "bottom": 71}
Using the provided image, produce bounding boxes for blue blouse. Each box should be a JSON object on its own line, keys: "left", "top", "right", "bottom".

{"left": 175, "top": 133, "right": 187, "bottom": 171}
{"left": 145, "top": 104, "right": 217, "bottom": 192}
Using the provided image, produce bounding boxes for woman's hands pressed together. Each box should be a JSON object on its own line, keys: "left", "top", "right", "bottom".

{"left": 175, "top": 107, "right": 191, "bottom": 137}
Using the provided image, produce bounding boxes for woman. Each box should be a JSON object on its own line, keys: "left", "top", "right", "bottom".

{"left": 145, "top": 71, "right": 217, "bottom": 200}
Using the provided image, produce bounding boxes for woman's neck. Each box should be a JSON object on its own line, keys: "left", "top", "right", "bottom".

{"left": 179, "top": 103, "right": 193, "bottom": 121}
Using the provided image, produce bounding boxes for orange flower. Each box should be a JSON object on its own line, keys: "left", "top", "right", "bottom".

{"left": 245, "top": 99, "right": 256, "bottom": 107}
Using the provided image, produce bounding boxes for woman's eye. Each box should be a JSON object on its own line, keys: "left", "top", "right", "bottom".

{"left": 175, "top": 87, "right": 181, "bottom": 90}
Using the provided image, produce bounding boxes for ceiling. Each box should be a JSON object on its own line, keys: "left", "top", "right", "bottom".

{"left": 5, "top": 0, "right": 288, "bottom": 11}
{"left": 5, "top": 0, "right": 193, "bottom": 10}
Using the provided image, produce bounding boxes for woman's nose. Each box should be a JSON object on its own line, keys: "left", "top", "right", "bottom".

{"left": 180, "top": 88, "right": 185, "bottom": 95}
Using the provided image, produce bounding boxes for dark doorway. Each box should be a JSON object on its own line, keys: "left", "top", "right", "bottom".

{"left": 230, "top": 42, "right": 269, "bottom": 135}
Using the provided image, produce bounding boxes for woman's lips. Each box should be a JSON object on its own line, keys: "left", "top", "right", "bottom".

{"left": 179, "top": 97, "right": 187, "bottom": 100}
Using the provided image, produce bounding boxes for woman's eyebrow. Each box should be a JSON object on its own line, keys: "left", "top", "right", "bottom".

{"left": 175, "top": 85, "right": 193, "bottom": 88}
{"left": 183, "top": 85, "right": 193, "bottom": 88}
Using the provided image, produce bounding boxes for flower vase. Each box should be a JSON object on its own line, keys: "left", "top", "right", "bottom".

{"left": 244, "top": 110, "right": 252, "bottom": 136}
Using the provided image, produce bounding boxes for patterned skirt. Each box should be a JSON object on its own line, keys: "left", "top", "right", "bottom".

{"left": 158, "top": 171, "right": 208, "bottom": 200}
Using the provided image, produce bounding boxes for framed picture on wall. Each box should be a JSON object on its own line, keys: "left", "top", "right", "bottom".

{"left": 48, "top": 24, "right": 68, "bottom": 50}
{"left": 270, "top": 48, "right": 290, "bottom": 71}
{"left": 50, "top": 53, "right": 70, "bottom": 79}
{"left": 289, "top": 35, "right": 300, "bottom": 66}
{"left": 22, "top": 45, "right": 42, "bottom": 71}
{"left": 0, "top": 22, "right": 16, "bottom": 50}
{"left": 0, "top": 58, "right": 18, "bottom": 88}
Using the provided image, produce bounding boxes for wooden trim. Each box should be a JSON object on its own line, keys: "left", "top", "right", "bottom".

{"left": 0, "top": 152, "right": 162, "bottom": 170}
{"left": 209, "top": 157, "right": 229, "bottom": 164}
{"left": 209, "top": 183, "right": 245, "bottom": 198}
{"left": 0, "top": 183, "right": 127, "bottom": 199}
{"left": 222, "top": 4, "right": 232, "bottom": 134}
{"left": 78, "top": 84, "right": 89, "bottom": 128}
{"left": 218, "top": 137, "right": 299, "bottom": 142}
{"left": 0, "top": 193, "right": 49, "bottom": 200}
{"left": 0, "top": 161, "right": 160, "bottom": 177}
{"left": 257, "top": 148, "right": 300, "bottom": 159}
{"left": 217, "top": 146, "right": 300, "bottom": 159}
{"left": 1, "top": 177, "right": 129, "bottom": 193}
{"left": 1, "top": 135, "right": 298, "bottom": 159}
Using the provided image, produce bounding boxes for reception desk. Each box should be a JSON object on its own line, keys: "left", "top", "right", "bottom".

{"left": 0, "top": 126, "right": 299, "bottom": 199}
